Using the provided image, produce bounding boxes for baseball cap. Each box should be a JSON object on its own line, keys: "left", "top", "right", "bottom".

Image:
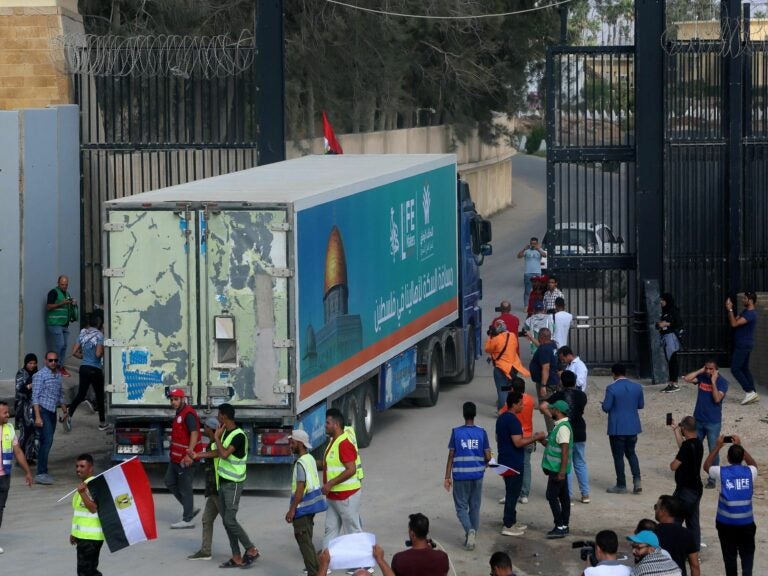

{"left": 627, "top": 530, "right": 659, "bottom": 548}
{"left": 169, "top": 388, "right": 186, "bottom": 398}
{"left": 204, "top": 416, "right": 220, "bottom": 430}
{"left": 549, "top": 400, "right": 570, "bottom": 414}
{"left": 289, "top": 429, "right": 313, "bottom": 450}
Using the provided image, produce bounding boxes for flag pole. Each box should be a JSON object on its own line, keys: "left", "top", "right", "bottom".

{"left": 55, "top": 456, "right": 138, "bottom": 503}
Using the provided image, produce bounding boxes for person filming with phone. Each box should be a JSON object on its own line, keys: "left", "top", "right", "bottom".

{"left": 703, "top": 435, "right": 758, "bottom": 576}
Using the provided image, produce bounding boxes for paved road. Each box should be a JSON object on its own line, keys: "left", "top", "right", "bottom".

{"left": 5, "top": 155, "right": 749, "bottom": 576}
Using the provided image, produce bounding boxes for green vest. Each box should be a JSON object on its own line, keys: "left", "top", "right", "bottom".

{"left": 324, "top": 431, "right": 362, "bottom": 493}
{"left": 344, "top": 426, "right": 365, "bottom": 481}
{"left": 217, "top": 428, "right": 247, "bottom": 486}
{"left": 541, "top": 419, "right": 573, "bottom": 474}
{"left": 47, "top": 288, "right": 72, "bottom": 326}
{"left": 71, "top": 477, "right": 104, "bottom": 541}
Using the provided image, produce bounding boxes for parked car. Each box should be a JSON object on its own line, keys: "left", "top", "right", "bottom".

{"left": 541, "top": 222, "right": 625, "bottom": 267}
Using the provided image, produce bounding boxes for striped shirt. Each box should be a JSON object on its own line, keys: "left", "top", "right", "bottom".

{"left": 32, "top": 366, "right": 64, "bottom": 412}
{"left": 632, "top": 550, "right": 682, "bottom": 576}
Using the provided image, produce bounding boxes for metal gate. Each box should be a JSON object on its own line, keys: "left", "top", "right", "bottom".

{"left": 664, "top": 3, "right": 768, "bottom": 370}
{"left": 71, "top": 37, "right": 260, "bottom": 311}
{"left": 545, "top": 46, "right": 637, "bottom": 365}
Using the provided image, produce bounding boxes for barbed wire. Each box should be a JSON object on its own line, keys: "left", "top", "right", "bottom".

{"left": 50, "top": 31, "right": 256, "bottom": 77}
{"left": 661, "top": 3, "right": 768, "bottom": 58}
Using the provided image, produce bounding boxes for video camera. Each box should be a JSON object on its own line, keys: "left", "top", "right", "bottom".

{"left": 572, "top": 541, "right": 597, "bottom": 567}
{"left": 405, "top": 539, "right": 436, "bottom": 549}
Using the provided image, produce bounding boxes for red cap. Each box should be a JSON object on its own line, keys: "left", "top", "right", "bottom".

{"left": 169, "top": 388, "right": 186, "bottom": 398}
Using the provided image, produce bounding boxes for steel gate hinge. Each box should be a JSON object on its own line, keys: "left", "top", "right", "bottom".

{"left": 273, "top": 338, "right": 295, "bottom": 348}
{"left": 267, "top": 267, "right": 293, "bottom": 278}
{"left": 103, "top": 222, "right": 125, "bottom": 232}
{"left": 103, "top": 268, "right": 125, "bottom": 277}
{"left": 269, "top": 222, "right": 292, "bottom": 232}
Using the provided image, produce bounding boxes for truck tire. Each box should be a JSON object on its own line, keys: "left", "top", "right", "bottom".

{"left": 344, "top": 394, "right": 360, "bottom": 438}
{"left": 458, "top": 327, "right": 476, "bottom": 384}
{"left": 415, "top": 351, "right": 441, "bottom": 407}
{"left": 355, "top": 384, "right": 375, "bottom": 448}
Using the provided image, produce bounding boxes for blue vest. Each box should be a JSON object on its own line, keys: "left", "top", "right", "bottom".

{"left": 451, "top": 425, "right": 487, "bottom": 481}
{"left": 1, "top": 423, "right": 14, "bottom": 475}
{"left": 716, "top": 465, "right": 754, "bottom": 526}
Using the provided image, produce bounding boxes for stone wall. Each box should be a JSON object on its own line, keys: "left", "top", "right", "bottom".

{"left": 287, "top": 121, "right": 517, "bottom": 217}
{"left": 0, "top": 0, "right": 82, "bottom": 110}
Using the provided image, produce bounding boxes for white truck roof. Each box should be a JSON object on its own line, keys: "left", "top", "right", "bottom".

{"left": 106, "top": 154, "right": 456, "bottom": 210}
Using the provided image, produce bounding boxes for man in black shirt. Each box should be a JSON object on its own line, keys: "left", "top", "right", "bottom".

{"left": 670, "top": 416, "right": 703, "bottom": 547}
{"left": 654, "top": 495, "right": 700, "bottom": 576}
{"left": 541, "top": 370, "right": 590, "bottom": 503}
{"left": 529, "top": 328, "right": 560, "bottom": 432}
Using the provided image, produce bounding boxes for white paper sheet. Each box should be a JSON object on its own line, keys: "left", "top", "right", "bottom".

{"left": 487, "top": 457, "right": 519, "bottom": 476}
{"left": 328, "top": 532, "right": 377, "bottom": 570}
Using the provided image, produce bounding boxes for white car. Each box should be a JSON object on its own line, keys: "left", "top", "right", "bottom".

{"left": 541, "top": 222, "right": 625, "bottom": 267}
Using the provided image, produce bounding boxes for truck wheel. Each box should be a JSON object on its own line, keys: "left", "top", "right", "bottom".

{"left": 415, "top": 352, "right": 441, "bottom": 407}
{"left": 344, "top": 394, "right": 360, "bottom": 438}
{"left": 355, "top": 384, "right": 375, "bottom": 448}
{"left": 459, "top": 328, "right": 476, "bottom": 384}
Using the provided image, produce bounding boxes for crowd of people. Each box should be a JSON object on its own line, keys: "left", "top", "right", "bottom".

{"left": 0, "top": 261, "right": 762, "bottom": 576}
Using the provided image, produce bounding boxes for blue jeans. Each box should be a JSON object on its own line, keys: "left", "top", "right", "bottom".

{"left": 46, "top": 325, "right": 69, "bottom": 366}
{"left": 452, "top": 478, "right": 483, "bottom": 535}
{"left": 521, "top": 444, "right": 534, "bottom": 498}
{"left": 731, "top": 347, "right": 755, "bottom": 393}
{"left": 697, "top": 420, "right": 722, "bottom": 467}
{"left": 36, "top": 408, "right": 57, "bottom": 475}
{"left": 567, "top": 441, "right": 590, "bottom": 497}
{"left": 503, "top": 472, "right": 524, "bottom": 527}
{"left": 493, "top": 367, "right": 511, "bottom": 410}
{"left": 523, "top": 273, "right": 537, "bottom": 307}
{"left": 608, "top": 435, "right": 641, "bottom": 488}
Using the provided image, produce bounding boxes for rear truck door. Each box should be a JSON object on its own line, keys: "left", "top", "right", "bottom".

{"left": 200, "top": 207, "right": 292, "bottom": 408}
{"left": 104, "top": 207, "right": 200, "bottom": 405}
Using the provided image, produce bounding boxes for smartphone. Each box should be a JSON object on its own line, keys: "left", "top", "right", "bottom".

{"left": 723, "top": 435, "right": 734, "bottom": 444}
{"left": 666, "top": 413, "right": 673, "bottom": 426}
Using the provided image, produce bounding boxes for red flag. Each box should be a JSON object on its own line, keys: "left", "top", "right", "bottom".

{"left": 322, "top": 111, "right": 343, "bottom": 154}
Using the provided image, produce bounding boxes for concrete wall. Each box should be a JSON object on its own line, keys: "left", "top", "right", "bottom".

{"left": 0, "top": 105, "right": 80, "bottom": 397}
{"left": 287, "top": 121, "right": 516, "bottom": 217}
{"left": 0, "top": 0, "right": 83, "bottom": 110}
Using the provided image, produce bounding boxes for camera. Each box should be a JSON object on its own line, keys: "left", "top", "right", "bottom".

{"left": 572, "top": 541, "right": 597, "bottom": 567}
{"left": 405, "top": 539, "right": 436, "bottom": 549}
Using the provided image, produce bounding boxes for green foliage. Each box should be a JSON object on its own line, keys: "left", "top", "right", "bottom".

{"left": 525, "top": 124, "right": 545, "bottom": 154}
{"left": 78, "top": 0, "right": 561, "bottom": 144}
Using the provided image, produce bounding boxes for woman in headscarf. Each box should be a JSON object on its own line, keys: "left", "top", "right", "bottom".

{"left": 657, "top": 293, "right": 683, "bottom": 393}
{"left": 14, "top": 353, "right": 38, "bottom": 463}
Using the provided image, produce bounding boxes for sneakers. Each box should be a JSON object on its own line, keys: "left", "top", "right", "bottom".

{"left": 34, "top": 473, "right": 54, "bottom": 485}
{"left": 581, "top": 495, "right": 591, "bottom": 503}
{"left": 633, "top": 486, "right": 643, "bottom": 494}
{"left": 98, "top": 422, "right": 111, "bottom": 431}
{"left": 170, "top": 520, "right": 195, "bottom": 529}
{"left": 84, "top": 399, "right": 95, "bottom": 413}
{"left": 0, "top": 546, "right": 4, "bottom": 554}
{"left": 519, "top": 496, "right": 529, "bottom": 504}
{"left": 187, "top": 550, "right": 212, "bottom": 560}
{"left": 498, "top": 496, "right": 506, "bottom": 504}
{"left": 661, "top": 383, "right": 680, "bottom": 393}
{"left": 606, "top": 485, "right": 627, "bottom": 494}
{"left": 510, "top": 522, "right": 528, "bottom": 531}
{"left": 465, "top": 528, "right": 476, "bottom": 550}
{"left": 741, "top": 391, "right": 760, "bottom": 405}
{"left": 501, "top": 525, "right": 525, "bottom": 536}
{"left": 546, "top": 526, "right": 568, "bottom": 539}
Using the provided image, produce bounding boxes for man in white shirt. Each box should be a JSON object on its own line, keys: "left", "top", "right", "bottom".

{"left": 553, "top": 297, "right": 573, "bottom": 348}
{"left": 559, "top": 347, "right": 588, "bottom": 393}
{"left": 581, "top": 530, "right": 631, "bottom": 576}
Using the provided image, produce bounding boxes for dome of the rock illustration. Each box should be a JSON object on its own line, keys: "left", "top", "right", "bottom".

{"left": 324, "top": 225, "right": 348, "bottom": 295}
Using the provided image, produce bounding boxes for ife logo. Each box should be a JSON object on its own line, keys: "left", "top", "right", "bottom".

{"left": 422, "top": 183, "right": 431, "bottom": 225}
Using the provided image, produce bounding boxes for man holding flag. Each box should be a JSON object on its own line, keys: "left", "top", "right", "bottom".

{"left": 496, "top": 391, "right": 545, "bottom": 537}
{"left": 70, "top": 453, "right": 103, "bottom": 576}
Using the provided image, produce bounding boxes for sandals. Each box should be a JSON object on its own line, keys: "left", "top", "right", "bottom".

{"left": 219, "top": 551, "right": 259, "bottom": 570}
{"left": 219, "top": 559, "right": 242, "bottom": 569}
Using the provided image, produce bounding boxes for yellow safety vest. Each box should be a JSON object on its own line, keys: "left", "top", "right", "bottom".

{"left": 344, "top": 426, "right": 365, "bottom": 481}
{"left": 324, "top": 431, "right": 362, "bottom": 493}
{"left": 1, "top": 423, "right": 14, "bottom": 475}
{"left": 71, "top": 477, "right": 104, "bottom": 541}
{"left": 291, "top": 453, "right": 327, "bottom": 517}
{"left": 217, "top": 427, "right": 247, "bottom": 486}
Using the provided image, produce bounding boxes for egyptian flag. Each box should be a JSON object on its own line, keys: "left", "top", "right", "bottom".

{"left": 89, "top": 458, "right": 157, "bottom": 552}
{"left": 322, "top": 111, "right": 343, "bottom": 154}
